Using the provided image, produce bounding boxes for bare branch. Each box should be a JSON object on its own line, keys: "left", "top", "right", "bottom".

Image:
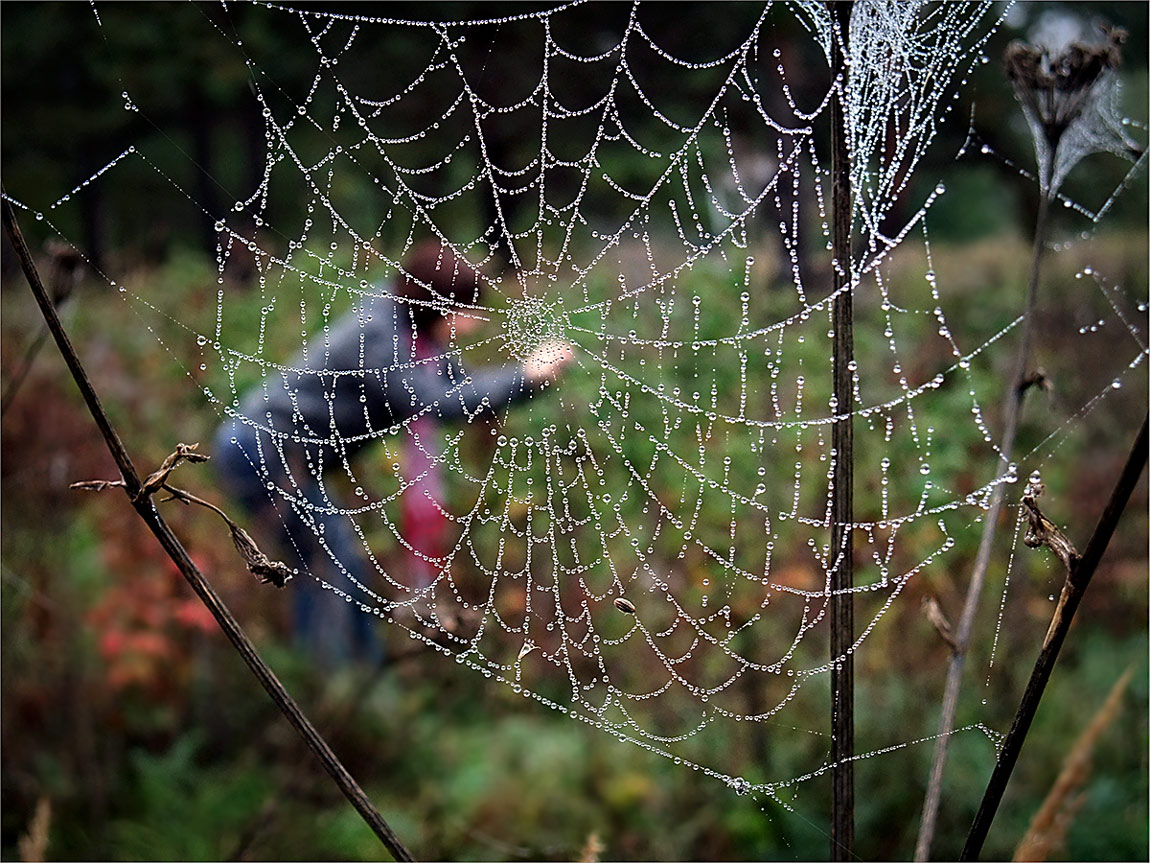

{"left": 828, "top": 4, "right": 856, "bottom": 858}
{"left": 916, "top": 94, "right": 1056, "bottom": 863}
{"left": 2, "top": 192, "right": 413, "bottom": 862}
{"left": 962, "top": 416, "right": 1147, "bottom": 859}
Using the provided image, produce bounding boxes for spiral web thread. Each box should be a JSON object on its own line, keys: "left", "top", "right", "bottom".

{"left": 8, "top": 0, "right": 1148, "bottom": 812}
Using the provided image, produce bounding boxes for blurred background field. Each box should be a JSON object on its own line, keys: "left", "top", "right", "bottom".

{"left": 2, "top": 2, "right": 1147, "bottom": 860}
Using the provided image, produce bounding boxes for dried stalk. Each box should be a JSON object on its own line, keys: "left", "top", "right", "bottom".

{"left": 917, "top": 31, "right": 1131, "bottom": 857}
{"left": 2, "top": 193, "right": 414, "bottom": 862}
{"left": 914, "top": 123, "right": 1053, "bottom": 863}
{"left": 1, "top": 240, "right": 81, "bottom": 417}
{"left": 962, "top": 416, "right": 1147, "bottom": 859}
{"left": 1011, "top": 667, "right": 1132, "bottom": 862}
{"left": 828, "top": 2, "right": 855, "bottom": 858}
{"left": 17, "top": 797, "right": 51, "bottom": 863}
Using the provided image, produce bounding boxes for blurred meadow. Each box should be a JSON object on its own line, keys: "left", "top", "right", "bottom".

{"left": 2, "top": 2, "right": 1147, "bottom": 861}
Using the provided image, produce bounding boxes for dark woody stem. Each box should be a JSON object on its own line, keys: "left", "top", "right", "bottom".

{"left": 2, "top": 192, "right": 415, "bottom": 862}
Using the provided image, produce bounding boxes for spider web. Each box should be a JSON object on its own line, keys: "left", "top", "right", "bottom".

{"left": 7, "top": 0, "right": 1147, "bottom": 823}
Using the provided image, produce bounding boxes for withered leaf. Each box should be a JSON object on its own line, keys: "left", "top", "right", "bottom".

{"left": 136, "top": 442, "right": 210, "bottom": 502}
{"left": 229, "top": 523, "right": 293, "bottom": 588}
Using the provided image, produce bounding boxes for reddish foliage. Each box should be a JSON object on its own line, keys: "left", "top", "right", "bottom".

{"left": 85, "top": 511, "right": 220, "bottom": 697}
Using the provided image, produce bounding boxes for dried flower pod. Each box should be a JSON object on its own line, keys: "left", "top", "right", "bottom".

{"left": 613, "top": 597, "right": 636, "bottom": 614}
{"left": 1004, "top": 23, "right": 1138, "bottom": 193}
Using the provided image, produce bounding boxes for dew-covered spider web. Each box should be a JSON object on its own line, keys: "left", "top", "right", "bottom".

{"left": 7, "top": 0, "right": 1148, "bottom": 826}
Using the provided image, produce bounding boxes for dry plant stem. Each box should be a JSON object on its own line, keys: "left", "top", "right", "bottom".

{"left": 1, "top": 195, "right": 415, "bottom": 863}
{"left": 2, "top": 242, "right": 79, "bottom": 417}
{"left": 1, "top": 325, "right": 52, "bottom": 416}
{"left": 828, "top": 2, "right": 854, "bottom": 858}
{"left": 914, "top": 186, "right": 1052, "bottom": 862}
{"left": 1012, "top": 666, "right": 1133, "bottom": 862}
{"left": 961, "top": 415, "right": 1147, "bottom": 859}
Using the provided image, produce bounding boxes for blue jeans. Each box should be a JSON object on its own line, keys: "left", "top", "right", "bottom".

{"left": 212, "top": 418, "right": 383, "bottom": 669}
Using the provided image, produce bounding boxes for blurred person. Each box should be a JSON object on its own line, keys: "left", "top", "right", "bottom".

{"left": 213, "top": 242, "right": 573, "bottom": 668}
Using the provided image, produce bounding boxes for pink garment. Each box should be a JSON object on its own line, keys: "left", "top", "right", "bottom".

{"left": 402, "top": 329, "right": 449, "bottom": 588}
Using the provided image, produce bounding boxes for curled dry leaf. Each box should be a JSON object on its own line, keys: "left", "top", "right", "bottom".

{"left": 1022, "top": 490, "right": 1080, "bottom": 573}
{"left": 136, "top": 442, "right": 210, "bottom": 502}
{"left": 229, "top": 522, "right": 293, "bottom": 588}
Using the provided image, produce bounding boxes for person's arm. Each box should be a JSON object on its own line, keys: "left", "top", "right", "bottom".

{"left": 407, "top": 340, "right": 573, "bottom": 422}
{"left": 409, "top": 356, "right": 532, "bottom": 422}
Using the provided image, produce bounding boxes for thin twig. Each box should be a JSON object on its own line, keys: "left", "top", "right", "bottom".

{"left": 914, "top": 174, "right": 1053, "bottom": 863}
{"left": 1, "top": 240, "right": 81, "bottom": 417}
{"left": 922, "top": 596, "right": 959, "bottom": 653}
{"left": 1, "top": 327, "right": 52, "bottom": 416}
{"left": 828, "top": 2, "right": 855, "bottom": 859}
{"left": 961, "top": 415, "right": 1147, "bottom": 860}
{"left": 75, "top": 465, "right": 297, "bottom": 589}
{"left": 2, "top": 192, "right": 414, "bottom": 862}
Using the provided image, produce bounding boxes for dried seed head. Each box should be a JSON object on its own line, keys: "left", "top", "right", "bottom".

{"left": 613, "top": 597, "right": 636, "bottom": 614}
{"left": 1004, "top": 23, "right": 1138, "bottom": 194}
{"left": 1005, "top": 34, "right": 1119, "bottom": 141}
